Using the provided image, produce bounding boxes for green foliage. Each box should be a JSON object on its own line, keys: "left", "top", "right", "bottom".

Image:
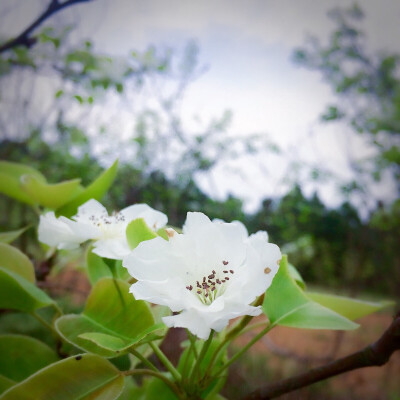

{"left": 86, "top": 247, "right": 114, "bottom": 285}
{"left": 55, "top": 278, "right": 159, "bottom": 357}
{"left": 20, "top": 175, "right": 82, "bottom": 209}
{"left": 0, "top": 243, "right": 35, "bottom": 283}
{"left": 307, "top": 292, "right": 394, "bottom": 320}
{"left": 0, "top": 335, "right": 58, "bottom": 385}
{"left": 0, "top": 161, "right": 46, "bottom": 205}
{"left": 0, "top": 268, "right": 53, "bottom": 313}
{"left": 263, "top": 256, "right": 358, "bottom": 330}
{"left": 294, "top": 4, "right": 400, "bottom": 186}
{"left": 57, "top": 159, "right": 118, "bottom": 217}
{"left": 0, "top": 354, "right": 124, "bottom": 400}
{"left": 0, "top": 226, "right": 29, "bottom": 244}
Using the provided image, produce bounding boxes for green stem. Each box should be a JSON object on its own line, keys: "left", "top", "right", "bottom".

{"left": 213, "top": 324, "right": 272, "bottom": 377}
{"left": 150, "top": 342, "right": 181, "bottom": 382}
{"left": 187, "top": 330, "right": 199, "bottom": 360}
{"left": 189, "top": 331, "right": 214, "bottom": 385}
{"left": 123, "top": 369, "right": 183, "bottom": 399}
{"left": 130, "top": 348, "right": 159, "bottom": 372}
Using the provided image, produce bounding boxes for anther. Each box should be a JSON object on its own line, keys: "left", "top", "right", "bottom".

{"left": 197, "top": 290, "right": 201, "bottom": 294}
{"left": 230, "top": 270, "right": 234, "bottom": 274}
{"left": 225, "top": 277, "right": 229, "bottom": 280}
{"left": 264, "top": 267, "right": 271, "bottom": 274}
{"left": 223, "top": 270, "right": 228, "bottom": 274}
{"left": 212, "top": 270, "right": 216, "bottom": 274}
{"left": 208, "top": 274, "right": 215, "bottom": 279}
{"left": 223, "top": 260, "right": 229, "bottom": 265}
{"left": 211, "top": 286, "right": 216, "bottom": 291}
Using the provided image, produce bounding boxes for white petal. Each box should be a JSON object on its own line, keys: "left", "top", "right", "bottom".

{"left": 74, "top": 199, "right": 107, "bottom": 222}
{"left": 92, "top": 237, "right": 131, "bottom": 260}
{"left": 130, "top": 278, "right": 190, "bottom": 312}
{"left": 182, "top": 212, "right": 211, "bottom": 235}
{"left": 121, "top": 204, "right": 168, "bottom": 230}
{"left": 123, "top": 237, "right": 187, "bottom": 281}
{"left": 163, "top": 311, "right": 212, "bottom": 340}
{"left": 38, "top": 212, "right": 89, "bottom": 249}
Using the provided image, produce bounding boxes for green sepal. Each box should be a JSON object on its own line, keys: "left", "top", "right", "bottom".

{"left": 126, "top": 218, "right": 157, "bottom": 250}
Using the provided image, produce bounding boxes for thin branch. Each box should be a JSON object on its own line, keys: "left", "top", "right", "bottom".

{"left": 0, "top": 0, "right": 94, "bottom": 54}
{"left": 243, "top": 312, "right": 400, "bottom": 400}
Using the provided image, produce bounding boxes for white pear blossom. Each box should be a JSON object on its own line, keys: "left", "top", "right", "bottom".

{"left": 38, "top": 199, "right": 167, "bottom": 259}
{"left": 124, "top": 212, "right": 281, "bottom": 339}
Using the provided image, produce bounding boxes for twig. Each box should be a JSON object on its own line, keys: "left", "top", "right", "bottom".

{"left": 0, "top": 0, "right": 93, "bottom": 54}
{"left": 243, "top": 311, "right": 400, "bottom": 399}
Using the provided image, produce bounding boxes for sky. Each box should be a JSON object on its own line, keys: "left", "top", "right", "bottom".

{"left": 2, "top": 0, "right": 400, "bottom": 214}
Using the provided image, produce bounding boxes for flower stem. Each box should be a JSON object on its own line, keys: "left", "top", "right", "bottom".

{"left": 189, "top": 331, "right": 214, "bottom": 385}
{"left": 213, "top": 324, "right": 272, "bottom": 377}
{"left": 123, "top": 368, "right": 183, "bottom": 399}
{"left": 130, "top": 348, "right": 158, "bottom": 372}
{"left": 149, "top": 342, "right": 181, "bottom": 382}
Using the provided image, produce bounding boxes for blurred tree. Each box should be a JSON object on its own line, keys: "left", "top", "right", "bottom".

{"left": 293, "top": 3, "right": 400, "bottom": 195}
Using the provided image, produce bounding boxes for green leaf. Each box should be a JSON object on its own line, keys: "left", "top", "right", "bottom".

{"left": 0, "top": 161, "right": 45, "bottom": 204}
{"left": 55, "top": 278, "right": 158, "bottom": 357}
{"left": 0, "top": 335, "right": 58, "bottom": 382}
{"left": 288, "top": 263, "right": 305, "bottom": 289}
{"left": 0, "top": 354, "right": 124, "bottom": 400}
{"left": 126, "top": 218, "right": 157, "bottom": 250}
{"left": 307, "top": 292, "right": 394, "bottom": 321}
{"left": 263, "top": 256, "right": 358, "bottom": 330}
{"left": 86, "top": 247, "right": 113, "bottom": 285}
{"left": 0, "top": 376, "right": 14, "bottom": 395}
{"left": 0, "top": 227, "right": 29, "bottom": 244}
{"left": 0, "top": 243, "right": 35, "bottom": 283}
{"left": 57, "top": 160, "right": 118, "bottom": 217}
{"left": 0, "top": 268, "right": 53, "bottom": 313}
{"left": 20, "top": 175, "right": 82, "bottom": 209}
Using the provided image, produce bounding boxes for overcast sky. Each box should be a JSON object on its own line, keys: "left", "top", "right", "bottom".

{"left": 2, "top": 0, "right": 400, "bottom": 213}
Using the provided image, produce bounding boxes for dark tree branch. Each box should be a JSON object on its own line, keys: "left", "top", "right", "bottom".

{"left": 0, "top": 0, "right": 93, "bottom": 54}
{"left": 243, "top": 312, "right": 400, "bottom": 400}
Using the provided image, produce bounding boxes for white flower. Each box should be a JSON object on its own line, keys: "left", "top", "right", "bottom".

{"left": 38, "top": 199, "right": 168, "bottom": 259}
{"left": 123, "top": 212, "right": 281, "bottom": 339}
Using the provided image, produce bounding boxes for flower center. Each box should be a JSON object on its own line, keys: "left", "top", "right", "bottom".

{"left": 77, "top": 211, "right": 126, "bottom": 237}
{"left": 185, "top": 260, "right": 235, "bottom": 305}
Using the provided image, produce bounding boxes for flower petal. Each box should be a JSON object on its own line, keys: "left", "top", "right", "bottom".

{"left": 121, "top": 204, "right": 167, "bottom": 231}
{"left": 38, "top": 212, "right": 94, "bottom": 249}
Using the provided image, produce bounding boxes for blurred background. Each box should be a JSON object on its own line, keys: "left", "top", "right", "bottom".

{"left": 0, "top": 1, "right": 399, "bottom": 398}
